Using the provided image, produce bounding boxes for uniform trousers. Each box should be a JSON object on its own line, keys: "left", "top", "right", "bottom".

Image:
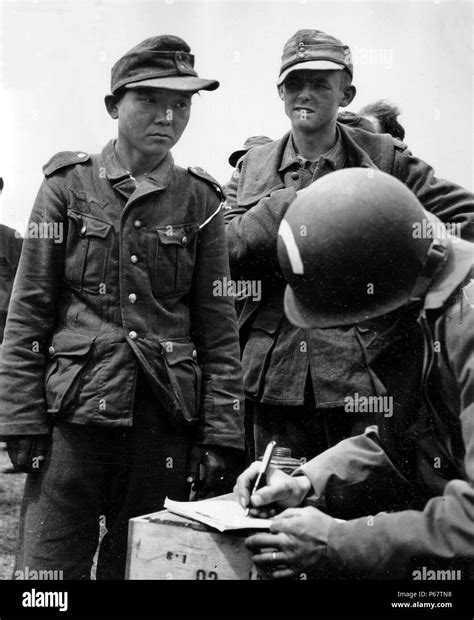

{"left": 15, "top": 373, "right": 193, "bottom": 580}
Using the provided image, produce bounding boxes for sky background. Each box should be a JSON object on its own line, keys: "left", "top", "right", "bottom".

{"left": 0, "top": 0, "right": 473, "bottom": 231}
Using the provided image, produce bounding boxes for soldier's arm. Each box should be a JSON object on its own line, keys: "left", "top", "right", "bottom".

{"left": 222, "top": 166, "right": 240, "bottom": 210}
{"left": 300, "top": 425, "right": 416, "bottom": 515}
{"left": 322, "top": 298, "right": 474, "bottom": 578}
{"left": 224, "top": 187, "right": 297, "bottom": 279}
{"left": 189, "top": 192, "right": 245, "bottom": 452}
{"left": 393, "top": 144, "right": 474, "bottom": 241}
{"left": 0, "top": 176, "right": 67, "bottom": 436}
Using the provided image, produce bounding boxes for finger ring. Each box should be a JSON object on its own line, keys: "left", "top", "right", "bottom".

{"left": 272, "top": 551, "right": 277, "bottom": 562}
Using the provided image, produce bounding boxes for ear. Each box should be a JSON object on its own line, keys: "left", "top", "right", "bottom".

{"left": 339, "top": 84, "right": 356, "bottom": 108}
{"left": 277, "top": 84, "right": 285, "bottom": 101}
{"left": 104, "top": 94, "right": 119, "bottom": 119}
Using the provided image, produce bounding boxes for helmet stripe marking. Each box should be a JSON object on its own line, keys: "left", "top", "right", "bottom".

{"left": 278, "top": 220, "right": 304, "bottom": 274}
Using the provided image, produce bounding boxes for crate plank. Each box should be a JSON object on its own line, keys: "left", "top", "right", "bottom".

{"left": 126, "top": 509, "right": 264, "bottom": 580}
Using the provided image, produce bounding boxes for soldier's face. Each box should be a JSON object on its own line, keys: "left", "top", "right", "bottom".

{"left": 279, "top": 70, "right": 352, "bottom": 133}
{"left": 114, "top": 87, "right": 192, "bottom": 157}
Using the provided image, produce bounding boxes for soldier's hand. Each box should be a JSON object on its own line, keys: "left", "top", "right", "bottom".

{"left": 187, "top": 445, "right": 244, "bottom": 500}
{"left": 5, "top": 435, "right": 49, "bottom": 474}
{"left": 234, "top": 461, "right": 312, "bottom": 517}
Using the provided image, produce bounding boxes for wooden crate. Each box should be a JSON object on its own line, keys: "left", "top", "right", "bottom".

{"left": 125, "top": 509, "right": 264, "bottom": 580}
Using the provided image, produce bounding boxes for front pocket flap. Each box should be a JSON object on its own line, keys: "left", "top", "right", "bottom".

{"left": 48, "top": 331, "right": 96, "bottom": 357}
{"left": 251, "top": 306, "right": 284, "bottom": 335}
{"left": 161, "top": 341, "right": 197, "bottom": 365}
{"left": 79, "top": 216, "right": 112, "bottom": 239}
{"left": 156, "top": 223, "right": 199, "bottom": 247}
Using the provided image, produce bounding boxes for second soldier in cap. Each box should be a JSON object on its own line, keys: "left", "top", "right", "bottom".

{"left": 224, "top": 28, "right": 474, "bottom": 464}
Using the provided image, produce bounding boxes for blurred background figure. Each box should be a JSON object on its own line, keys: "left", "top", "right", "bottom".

{"left": 224, "top": 136, "right": 273, "bottom": 207}
{"left": 336, "top": 110, "right": 376, "bottom": 133}
{"left": 0, "top": 178, "right": 23, "bottom": 345}
{"left": 359, "top": 99, "right": 406, "bottom": 140}
{"left": 0, "top": 177, "right": 23, "bottom": 473}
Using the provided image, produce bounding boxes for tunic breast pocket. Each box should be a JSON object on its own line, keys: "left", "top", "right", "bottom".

{"left": 152, "top": 223, "right": 200, "bottom": 298}
{"left": 64, "top": 212, "right": 113, "bottom": 294}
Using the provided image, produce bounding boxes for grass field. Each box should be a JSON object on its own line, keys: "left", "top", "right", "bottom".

{"left": 0, "top": 446, "right": 26, "bottom": 579}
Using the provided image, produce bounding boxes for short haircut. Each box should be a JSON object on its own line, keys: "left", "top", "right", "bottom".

{"left": 339, "top": 69, "right": 352, "bottom": 90}
{"left": 113, "top": 86, "right": 128, "bottom": 103}
{"left": 359, "top": 99, "right": 405, "bottom": 140}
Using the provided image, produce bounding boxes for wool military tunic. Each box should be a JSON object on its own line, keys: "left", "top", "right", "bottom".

{"left": 0, "top": 140, "right": 244, "bottom": 451}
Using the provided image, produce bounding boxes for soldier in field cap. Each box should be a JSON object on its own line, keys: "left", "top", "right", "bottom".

{"left": 223, "top": 28, "right": 474, "bottom": 463}
{"left": 0, "top": 35, "right": 244, "bottom": 579}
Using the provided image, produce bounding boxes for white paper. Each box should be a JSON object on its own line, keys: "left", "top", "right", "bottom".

{"left": 164, "top": 497, "right": 272, "bottom": 532}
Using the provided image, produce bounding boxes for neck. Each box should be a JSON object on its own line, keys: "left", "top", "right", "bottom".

{"left": 114, "top": 137, "right": 166, "bottom": 178}
{"left": 291, "top": 124, "right": 337, "bottom": 161}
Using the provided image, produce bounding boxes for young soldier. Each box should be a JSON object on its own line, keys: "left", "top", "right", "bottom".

{"left": 0, "top": 35, "right": 244, "bottom": 579}
{"left": 236, "top": 169, "right": 474, "bottom": 579}
{"left": 224, "top": 28, "right": 473, "bottom": 462}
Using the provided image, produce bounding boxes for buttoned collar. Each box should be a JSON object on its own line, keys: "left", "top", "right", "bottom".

{"left": 101, "top": 139, "right": 174, "bottom": 189}
{"left": 279, "top": 126, "right": 345, "bottom": 173}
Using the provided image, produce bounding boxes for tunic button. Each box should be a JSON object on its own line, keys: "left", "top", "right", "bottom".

{"left": 192, "top": 349, "right": 197, "bottom": 359}
{"left": 182, "top": 236, "right": 187, "bottom": 244}
{"left": 128, "top": 293, "right": 137, "bottom": 304}
{"left": 48, "top": 346, "right": 55, "bottom": 355}
{"left": 290, "top": 172, "right": 299, "bottom": 180}
{"left": 130, "top": 255, "right": 138, "bottom": 264}
{"left": 129, "top": 330, "right": 138, "bottom": 340}
{"left": 134, "top": 220, "right": 142, "bottom": 229}
{"left": 80, "top": 224, "right": 87, "bottom": 235}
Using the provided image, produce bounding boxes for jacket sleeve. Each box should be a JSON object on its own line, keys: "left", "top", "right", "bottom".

{"left": 224, "top": 187, "right": 297, "bottom": 279}
{"left": 190, "top": 198, "right": 245, "bottom": 451}
{"left": 300, "top": 425, "right": 419, "bottom": 517}
{"left": 394, "top": 147, "right": 474, "bottom": 241}
{"left": 0, "top": 178, "right": 67, "bottom": 435}
{"left": 222, "top": 167, "right": 240, "bottom": 209}
{"left": 321, "top": 301, "right": 474, "bottom": 578}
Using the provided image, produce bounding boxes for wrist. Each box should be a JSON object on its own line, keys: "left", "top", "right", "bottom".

{"left": 295, "top": 474, "right": 312, "bottom": 504}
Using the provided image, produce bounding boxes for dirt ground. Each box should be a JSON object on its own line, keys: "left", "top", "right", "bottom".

{"left": 0, "top": 445, "right": 26, "bottom": 579}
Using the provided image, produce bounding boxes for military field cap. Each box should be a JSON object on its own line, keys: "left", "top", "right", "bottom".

{"left": 277, "top": 29, "right": 353, "bottom": 86}
{"left": 111, "top": 35, "right": 219, "bottom": 94}
{"left": 228, "top": 135, "right": 273, "bottom": 167}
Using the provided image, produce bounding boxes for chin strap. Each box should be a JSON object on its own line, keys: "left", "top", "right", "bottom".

{"left": 410, "top": 237, "right": 450, "bottom": 302}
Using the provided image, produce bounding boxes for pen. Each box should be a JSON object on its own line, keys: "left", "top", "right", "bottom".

{"left": 244, "top": 440, "right": 277, "bottom": 516}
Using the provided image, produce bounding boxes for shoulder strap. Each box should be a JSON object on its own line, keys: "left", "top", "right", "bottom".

{"left": 188, "top": 166, "right": 223, "bottom": 200}
{"left": 43, "top": 151, "right": 90, "bottom": 177}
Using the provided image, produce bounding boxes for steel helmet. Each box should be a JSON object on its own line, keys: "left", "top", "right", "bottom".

{"left": 277, "top": 168, "right": 450, "bottom": 328}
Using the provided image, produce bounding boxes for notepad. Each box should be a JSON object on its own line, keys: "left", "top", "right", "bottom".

{"left": 164, "top": 496, "right": 272, "bottom": 532}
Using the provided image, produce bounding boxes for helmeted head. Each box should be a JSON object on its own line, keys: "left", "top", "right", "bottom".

{"left": 277, "top": 168, "right": 451, "bottom": 328}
